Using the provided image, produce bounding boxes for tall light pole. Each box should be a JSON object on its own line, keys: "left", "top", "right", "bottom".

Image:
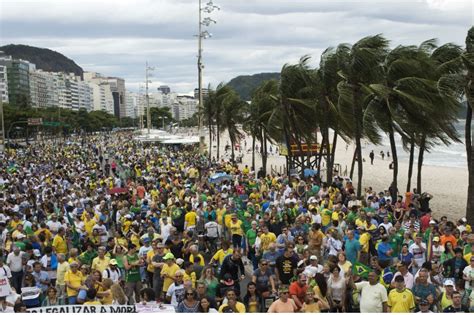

{"left": 0, "top": 97, "right": 4, "bottom": 152}
{"left": 145, "top": 62, "right": 155, "bottom": 134}
{"left": 197, "top": 0, "right": 219, "bottom": 154}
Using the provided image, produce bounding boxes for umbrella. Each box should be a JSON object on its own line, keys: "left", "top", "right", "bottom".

{"left": 209, "top": 172, "right": 233, "bottom": 184}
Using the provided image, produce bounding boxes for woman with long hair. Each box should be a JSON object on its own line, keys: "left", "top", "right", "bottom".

{"left": 199, "top": 266, "right": 219, "bottom": 298}
{"left": 327, "top": 266, "right": 346, "bottom": 312}
{"left": 313, "top": 273, "right": 330, "bottom": 312}
{"left": 42, "top": 287, "right": 60, "bottom": 306}
{"left": 441, "top": 241, "right": 455, "bottom": 264}
{"left": 111, "top": 283, "right": 128, "bottom": 305}
{"left": 243, "top": 282, "right": 261, "bottom": 313}
{"left": 197, "top": 297, "right": 218, "bottom": 313}
{"left": 176, "top": 288, "right": 199, "bottom": 313}
{"left": 337, "top": 252, "right": 352, "bottom": 277}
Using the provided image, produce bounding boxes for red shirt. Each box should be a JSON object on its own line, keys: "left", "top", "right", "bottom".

{"left": 289, "top": 281, "right": 308, "bottom": 309}
{"left": 420, "top": 214, "right": 431, "bottom": 232}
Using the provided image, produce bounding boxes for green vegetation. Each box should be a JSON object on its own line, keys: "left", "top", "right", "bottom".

{"left": 226, "top": 72, "right": 280, "bottom": 101}
{"left": 0, "top": 44, "right": 83, "bottom": 77}
{"left": 202, "top": 28, "right": 474, "bottom": 223}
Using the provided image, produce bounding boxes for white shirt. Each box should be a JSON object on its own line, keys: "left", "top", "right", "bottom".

{"left": 0, "top": 265, "right": 12, "bottom": 278}
{"left": 6, "top": 252, "right": 23, "bottom": 272}
{"left": 409, "top": 242, "right": 426, "bottom": 265}
{"left": 46, "top": 220, "right": 62, "bottom": 234}
{"left": 463, "top": 265, "right": 474, "bottom": 290}
{"left": 205, "top": 221, "right": 219, "bottom": 238}
{"left": 166, "top": 282, "right": 185, "bottom": 307}
{"left": 102, "top": 268, "right": 121, "bottom": 283}
{"left": 391, "top": 271, "right": 415, "bottom": 289}
{"left": 355, "top": 281, "right": 388, "bottom": 313}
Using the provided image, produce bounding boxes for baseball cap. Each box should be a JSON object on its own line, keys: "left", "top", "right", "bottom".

{"left": 429, "top": 219, "right": 436, "bottom": 224}
{"left": 419, "top": 299, "right": 429, "bottom": 306}
{"left": 310, "top": 255, "right": 318, "bottom": 260}
{"left": 163, "top": 253, "right": 175, "bottom": 260}
{"left": 433, "top": 236, "right": 440, "bottom": 242}
{"left": 33, "top": 249, "right": 41, "bottom": 257}
{"left": 109, "top": 259, "right": 118, "bottom": 265}
{"left": 444, "top": 279, "right": 455, "bottom": 286}
{"left": 176, "top": 258, "right": 184, "bottom": 266}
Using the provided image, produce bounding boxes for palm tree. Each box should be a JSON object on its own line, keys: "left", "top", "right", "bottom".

{"left": 337, "top": 35, "right": 389, "bottom": 196}
{"left": 221, "top": 88, "right": 245, "bottom": 161}
{"left": 463, "top": 27, "right": 474, "bottom": 224}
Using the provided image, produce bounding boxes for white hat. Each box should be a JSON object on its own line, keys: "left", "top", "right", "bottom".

{"left": 444, "top": 279, "right": 455, "bottom": 286}
{"left": 33, "top": 249, "right": 41, "bottom": 257}
{"left": 429, "top": 220, "right": 436, "bottom": 224}
{"left": 176, "top": 258, "right": 184, "bottom": 266}
{"left": 310, "top": 255, "right": 318, "bottom": 260}
{"left": 461, "top": 217, "right": 467, "bottom": 223}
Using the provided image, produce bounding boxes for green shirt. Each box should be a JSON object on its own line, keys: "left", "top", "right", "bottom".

{"left": 246, "top": 229, "right": 257, "bottom": 246}
{"left": 125, "top": 253, "right": 141, "bottom": 283}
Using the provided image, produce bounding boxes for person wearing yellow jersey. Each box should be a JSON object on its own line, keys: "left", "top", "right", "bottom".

{"left": 358, "top": 226, "right": 371, "bottom": 265}
{"left": 387, "top": 275, "right": 415, "bottom": 312}
{"left": 9, "top": 214, "right": 23, "bottom": 230}
{"left": 64, "top": 262, "right": 85, "bottom": 304}
{"left": 259, "top": 226, "right": 277, "bottom": 253}
{"left": 184, "top": 209, "right": 197, "bottom": 231}
{"left": 188, "top": 244, "right": 205, "bottom": 267}
{"left": 182, "top": 261, "right": 197, "bottom": 288}
{"left": 242, "top": 165, "right": 250, "bottom": 175}
{"left": 229, "top": 214, "right": 244, "bottom": 248}
{"left": 91, "top": 247, "right": 110, "bottom": 273}
{"left": 210, "top": 241, "right": 233, "bottom": 266}
{"left": 160, "top": 253, "right": 180, "bottom": 294}
{"left": 83, "top": 213, "right": 97, "bottom": 236}
{"left": 52, "top": 228, "right": 68, "bottom": 255}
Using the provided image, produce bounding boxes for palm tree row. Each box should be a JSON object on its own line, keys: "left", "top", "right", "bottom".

{"left": 203, "top": 27, "right": 474, "bottom": 223}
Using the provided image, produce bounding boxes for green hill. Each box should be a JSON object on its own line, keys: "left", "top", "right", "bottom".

{"left": 227, "top": 72, "right": 280, "bottom": 101}
{"left": 0, "top": 44, "right": 83, "bottom": 77}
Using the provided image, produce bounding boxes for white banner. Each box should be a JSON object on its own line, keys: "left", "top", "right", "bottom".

{"left": 28, "top": 304, "right": 175, "bottom": 313}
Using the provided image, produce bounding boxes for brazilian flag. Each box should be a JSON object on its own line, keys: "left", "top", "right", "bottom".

{"left": 352, "top": 262, "right": 372, "bottom": 279}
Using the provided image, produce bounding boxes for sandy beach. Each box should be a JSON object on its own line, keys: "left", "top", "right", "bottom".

{"left": 201, "top": 130, "right": 469, "bottom": 221}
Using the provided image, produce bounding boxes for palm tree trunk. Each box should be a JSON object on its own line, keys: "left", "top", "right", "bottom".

{"left": 317, "top": 133, "right": 326, "bottom": 180}
{"left": 262, "top": 132, "right": 268, "bottom": 176}
{"left": 466, "top": 99, "right": 474, "bottom": 224}
{"left": 406, "top": 139, "right": 415, "bottom": 192}
{"left": 231, "top": 136, "right": 235, "bottom": 162}
{"left": 350, "top": 147, "right": 357, "bottom": 180}
{"left": 325, "top": 128, "right": 332, "bottom": 183}
{"left": 208, "top": 124, "right": 213, "bottom": 159}
{"left": 216, "top": 123, "right": 220, "bottom": 159}
{"left": 416, "top": 135, "right": 426, "bottom": 194}
{"left": 388, "top": 128, "right": 398, "bottom": 193}
{"left": 355, "top": 135, "right": 363, "bottom": 197}
{"left": 327, "top": 130, "right": 342, "bottom": 183}
{"left": 251, "top": 134, "right": 256, "bottom": 171}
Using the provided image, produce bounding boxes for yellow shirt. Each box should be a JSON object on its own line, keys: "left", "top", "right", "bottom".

{"left": 185, "top": 211, "right": 197, "bottom": 228}
{"left": 10, "top": 220, "right": 23, "bottom": 230}
{"left": 100, "top": 289, "right": 113, "bottom": 305}
{"left": 260, "top": 232, "right": 277, "bottom": 252}
{"left": 56, "top": 262, "right": 70, "bottom": 286}
{"left": 52, "top": 235, "right": 68, "bottom": 254}
{"left": 84, "top": 301, "right": 102, "bottom": 305}
{"left": 84, "top": 218, "right": 97, "bottom": 236}
{"left": 212, "top": 248, "right": 233, "bottom": 265}
{"left": 388, "top": 288, "right": 415, "bottom": 313}
{"left": 91, "top": 256, "right": 110, "bottom": 273}
{"left": 183, "top": 271, "right": 197, "bottom": 288}
{"left": 64, "top": 270, "right": 83, "bottom": 297}
{"left": 359, "top": 232, "right": 370, "bottom": 253}
{"left": 147, "top": 250, "right": 157, "bottom": 273}
{"left": 160, "top": 263, "right": 180, "bottom": 293}
{"left": 229, "top": 220, "right": 243, "bottom": 236}
{"left": 189, "top": 254, "right": 205, "bottom": 266}
{"left": 35, "top": 228, "right": 53, "bottom": 241}
{"left": 216, "top": 209, "right": 226, "bottom": 225}
{"left": 219, "top": 302, "right": 246, "bottom": 313}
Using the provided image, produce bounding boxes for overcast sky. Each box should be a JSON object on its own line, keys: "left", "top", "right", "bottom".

{"left": 0, "top": 0, "right": 473, "bottom": 94}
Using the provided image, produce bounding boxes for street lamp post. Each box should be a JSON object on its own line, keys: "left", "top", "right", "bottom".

{"left": 0, "top": 97, "right": 4, "bottom": 153}
{"left": 197, "top": 0, "right": 219, "bottom": 155}
{"left": 145, "top": 62, "right": 155, "bottom": 134}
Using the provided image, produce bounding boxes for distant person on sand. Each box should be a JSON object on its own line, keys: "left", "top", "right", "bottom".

{"left": 369, "top": 151, "right": 375, "bottom": 165}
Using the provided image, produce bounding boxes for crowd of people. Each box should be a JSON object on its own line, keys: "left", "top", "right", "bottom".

{"left": 0, "top": 131, "right": 473, "bottom": 313}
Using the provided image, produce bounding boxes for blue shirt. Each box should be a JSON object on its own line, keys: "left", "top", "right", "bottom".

{"left": 344, "top": 238, "right": 361, "bottom": 264}
{"left": 377, "top": 242, "right": 393, "bottom": 261}
{"left": 32, "top": 270, "right": 50, "bottom": 293}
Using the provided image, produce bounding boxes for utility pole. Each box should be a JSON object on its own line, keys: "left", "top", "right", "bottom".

{"left": 198, "top": 0, "right": 204, "bottom": 154}
{"left": 197, "top": 0, "right": 218, "bottom": 155}
{"left": 145, "top": 62, "right": 151, "bottom": 134}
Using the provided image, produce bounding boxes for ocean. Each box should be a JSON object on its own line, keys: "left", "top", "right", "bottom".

{"left": 362, "top": 120, "right": 469, "bottom": 169}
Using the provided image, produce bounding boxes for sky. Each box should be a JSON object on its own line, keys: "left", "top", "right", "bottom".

{"left": 0, "top": 0, "right": 473, "bottom": 94}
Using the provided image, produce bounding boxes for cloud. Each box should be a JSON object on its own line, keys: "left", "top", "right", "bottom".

{"left": 0, "top": 0, "right": 472, "bottom": 93}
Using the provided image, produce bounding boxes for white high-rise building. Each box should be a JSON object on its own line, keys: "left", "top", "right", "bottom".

{"left": 78, "top": 81, "right": 92, "bottom": 111}
{"left": 172, "top": 95, "right": 198, "bottom": 121}
{"left": 30, "top": 70, "right": 56, "bottom": 108}
{"left": 0, "top": 64, "right": 8, "bottom": 103}
{"left": 126, "top": 91, "right": 138, "bottom": 119}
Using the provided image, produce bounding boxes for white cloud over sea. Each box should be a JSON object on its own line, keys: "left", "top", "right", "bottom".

{"left": 0, "top": 0, "right": 472, "bottom": 93}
